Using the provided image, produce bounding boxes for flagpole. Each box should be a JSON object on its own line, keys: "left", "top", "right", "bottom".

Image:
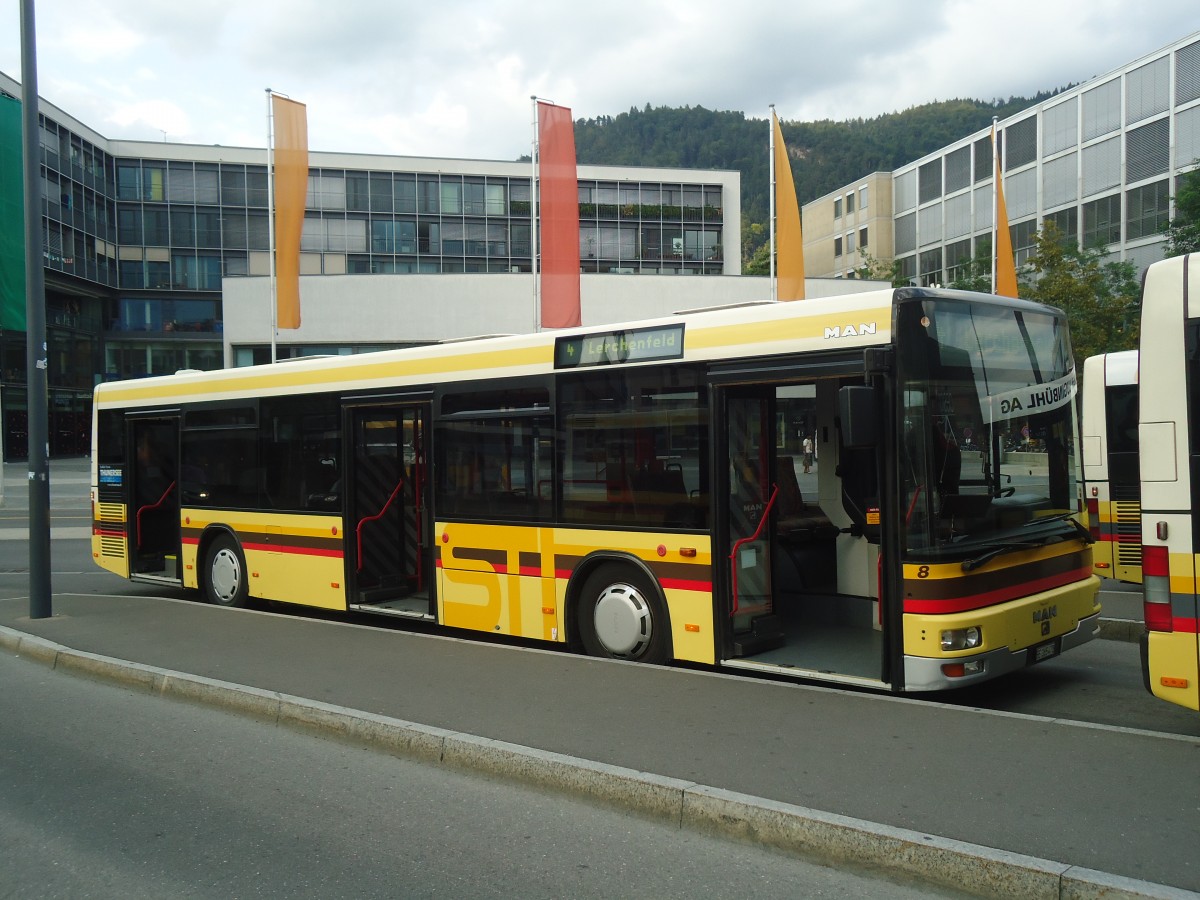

{"left": 266, "top": 88, "right": 278, "bottom": 363}
{"left": 530, "top": 96, "right": 540, "bottom": 333}
{"left": 769, "top": 105, "right": 777, "bottom": 303}
{"left": 991, "top": 117, "right": 998, "bottom": 294}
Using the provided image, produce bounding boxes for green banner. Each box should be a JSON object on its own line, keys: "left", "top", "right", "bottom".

{"left": 0, "top": 93, "right": 26, "bottom": 331}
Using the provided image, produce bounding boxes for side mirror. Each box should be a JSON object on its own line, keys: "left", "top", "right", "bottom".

{"left": 839, "top": 385, "right": 879, "bottom": 448}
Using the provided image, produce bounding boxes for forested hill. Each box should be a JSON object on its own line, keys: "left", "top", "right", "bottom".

{"left": 570, "top": 93, "right": 1065, "bottom": 229}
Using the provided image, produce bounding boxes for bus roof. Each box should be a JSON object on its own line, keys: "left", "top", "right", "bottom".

{"left": 93, "top": 286, "right": 1054, "bottom": 409}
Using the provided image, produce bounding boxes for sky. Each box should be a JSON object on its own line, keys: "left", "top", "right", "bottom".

{"left": 1, "top": 1, "right": 1197, "bottom": 162}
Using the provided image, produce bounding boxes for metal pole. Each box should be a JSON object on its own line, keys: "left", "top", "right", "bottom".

{"left": 530, "top": 95, "right": 539, "bottom": 333}
{"left": 21, "top": 0, "right": 51, "bottom": 618}
{"left": 266, "top": 89, "right": 278, "bottom": 363}
{"left": 769, "top": 105, "right": 777, "bottom": 302}
{"left": 991, "top": 117, "right": 998, "bottom": 294}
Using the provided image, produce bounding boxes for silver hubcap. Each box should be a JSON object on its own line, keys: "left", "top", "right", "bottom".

{"left": 210, "top": 547, "right": 242, "bottom": 603}
{"left": 593, "top": 582, "right": 652, "bottom": 658}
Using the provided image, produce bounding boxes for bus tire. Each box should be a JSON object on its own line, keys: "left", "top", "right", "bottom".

{"left": 577, "top": 563, "right": 670, "bottom": 664}
{"left": 203, "top": 534, "right": 250, "bottom": 608}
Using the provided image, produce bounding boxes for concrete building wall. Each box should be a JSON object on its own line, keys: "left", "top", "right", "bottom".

{"left": 221, "top": 273, "right": 889, "bottom": 364}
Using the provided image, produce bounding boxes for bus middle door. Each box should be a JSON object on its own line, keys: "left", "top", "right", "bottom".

{"left": 724, "top": 389, "right": 784, "bottom": 655}
{"left": 347, "top": 403, "right": 432, "bottom": 616}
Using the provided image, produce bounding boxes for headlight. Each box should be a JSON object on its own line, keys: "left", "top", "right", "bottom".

{"left": 941, "top": 626, "right": 982, "bottom": 651}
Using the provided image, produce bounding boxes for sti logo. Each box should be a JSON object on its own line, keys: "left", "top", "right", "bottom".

{"left": 824, "top": 322, "right": 878, "bottom": 339}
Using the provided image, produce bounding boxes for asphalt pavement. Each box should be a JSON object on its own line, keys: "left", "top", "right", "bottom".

{"left": 0, "top": 458, "right": 1195, "bottom": 900}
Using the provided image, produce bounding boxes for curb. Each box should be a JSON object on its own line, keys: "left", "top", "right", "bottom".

{"left": 0, "top": 625, "right": 1192, "bottom": 900}
{"left": 1099, "top": 617, "right": 1143, "bottom": 643}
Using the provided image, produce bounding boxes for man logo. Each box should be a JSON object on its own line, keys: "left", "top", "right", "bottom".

{"left": 824, "top": 323, "right": 877, "bottom": 339}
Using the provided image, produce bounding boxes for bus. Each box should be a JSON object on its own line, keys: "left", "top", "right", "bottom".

{"left": 1137, "top": 253, "right": 1200, "bottom": 711}
{"left": 1080, "top": 350, "right": 1142, "bottom": 583}
{"left": 91, "top": 286, "right": 1100, "bottom": 693}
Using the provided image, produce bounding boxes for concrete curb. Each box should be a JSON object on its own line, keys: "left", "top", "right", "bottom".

{"left": 1099, "top": 617, "right": 1143, "bottom": 643}
{"left": 1, "top": 625, "right": 1192, "bottom": 900}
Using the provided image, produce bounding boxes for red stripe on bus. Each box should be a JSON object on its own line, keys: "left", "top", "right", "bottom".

{"left": 1173, "top": 616, "right": 1200, "bottom": 634}
{"left": 660, "top": 577, "right": 713, "bottom": 592}
{"left": 241, "top": 541, "right": 343, "bottom": 559}
{"left": 903, "top": 567, "right": 1092, "bottom": 614}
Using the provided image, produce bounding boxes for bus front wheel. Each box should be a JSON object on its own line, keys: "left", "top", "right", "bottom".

{"left": 577, "top": 563, "right": 670, "bottom": 664}
{"left": 203, "top": 534, "right": 250, "bottom": 608}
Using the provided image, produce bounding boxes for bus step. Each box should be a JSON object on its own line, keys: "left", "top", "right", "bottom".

{"left": 732, "top": 615, "right": 785, "bottom": 656}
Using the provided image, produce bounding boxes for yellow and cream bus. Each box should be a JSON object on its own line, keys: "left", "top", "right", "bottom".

{"left": 91, "top": 286, "right": 1100, "bottom": 693}
{"left": 1081, "top": 350, "right": 1142, "bottom": 583}
{"left": 1137, "top": 253, "right": 1200, "bottom": 711}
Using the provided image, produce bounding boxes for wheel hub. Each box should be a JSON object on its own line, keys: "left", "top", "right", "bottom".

{"left": 210, "top": 548, "right": 241, "bottom": 602}
{"left": 593, "top": 582, "right": 652, "bottom": 658}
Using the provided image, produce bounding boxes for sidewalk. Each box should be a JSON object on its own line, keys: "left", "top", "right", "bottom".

{"left": 1, "top": 592, "right": 1195, "bottom": 899}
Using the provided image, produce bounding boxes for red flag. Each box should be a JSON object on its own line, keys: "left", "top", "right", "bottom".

{"left": 272, "top": 95, "right": 307, "bottom": 329}
{"left": 537, "top": 101, "right": 581, "bottom": 329}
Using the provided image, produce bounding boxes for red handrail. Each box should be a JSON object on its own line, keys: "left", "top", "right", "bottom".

{"left": 136, "top": 481, "right": 176, "bottom": 551}
{"left": 356, "top": 479, "right": 404, "bottom": 572}
{"left": 729, "top": 483, "right": 779, "bottom": 617}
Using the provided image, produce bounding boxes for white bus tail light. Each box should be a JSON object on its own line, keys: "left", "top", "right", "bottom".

{"left": 1142, "top": 544, "right": 1173, "bottom": 633}
{"left": 1085, "top": 498, "right": 1101, "bottom": 542}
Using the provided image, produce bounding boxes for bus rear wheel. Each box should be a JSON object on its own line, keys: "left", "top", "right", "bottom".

{"left": 578, "top": 563, "right": 670, "bottom": 664}
{"left": 203, "top": 534, "right": 250, "bottom": 608}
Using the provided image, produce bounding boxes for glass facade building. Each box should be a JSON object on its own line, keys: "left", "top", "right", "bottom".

{"left": 805, "top": 31, "right": 1200, "bottom": 285}
{"left": 0, "top": 71, "right": 736, "bottom": 459}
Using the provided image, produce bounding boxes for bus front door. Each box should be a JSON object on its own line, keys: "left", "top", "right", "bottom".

{"left": 724, "top": 391, "right": 784, "bottom": 655}
{"left": 129, "top": 416, "right": 182, "bottom": 584}
{"left": 347, "top": 404, "right": 432, "bottom": 617}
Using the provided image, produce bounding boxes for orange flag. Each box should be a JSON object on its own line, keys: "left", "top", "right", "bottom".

{"left": 272, "top": 95, "right": 308, "bottom": 329}
{"left": 993, "top": 127, "right": 1018, "bottom": 298}
{"left": 537, "top": 101, "right": 582, "bottom": 329}
{"left": 772, "top": 111, "right": 805, "bottom": 300}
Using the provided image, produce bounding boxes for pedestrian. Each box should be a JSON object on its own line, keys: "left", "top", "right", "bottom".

{"left": 802, "top": 434, "right": 814, "bottom": 474}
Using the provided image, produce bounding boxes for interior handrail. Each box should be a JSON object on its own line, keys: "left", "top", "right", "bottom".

{"left": 356, "top": 479, "right": 404, "bottom": 572}
{"left": 729, "top": 483, "right": 779, "bottom": 617}
{"left": 136, "top": 481, "right": 176, "bottom": 551}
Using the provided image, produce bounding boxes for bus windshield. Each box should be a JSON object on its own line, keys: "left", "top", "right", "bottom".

{"left": 897, "top": 296, "right": 1079, "bottom": 558}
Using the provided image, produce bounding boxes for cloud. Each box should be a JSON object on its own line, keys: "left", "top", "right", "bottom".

{"left": 1, "top": 0, "right": 1196, "bottom": 160}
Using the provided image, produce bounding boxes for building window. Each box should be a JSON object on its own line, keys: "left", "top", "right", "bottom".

{"left": 1083, "top": 194, "right": 1122, "bottom": 247}
{"left": 846, "top": 192, "right": 855, "bottom": 214}
{"left": 1126, "top": 180, "right": 1170, "bottom": 240}
{"left": 1012, "top": 219, "right": 1038, "bottom": 267}
{"left": 919, "top": 160, "right": 942, "bottom": 204}
{"left": 834, "top": 197, "right": 842, "bottom": 218}
{"left": 834, "top": 236, "right": 842, "bottom": 257}
{"left": 973, "top": 136, "right": 993, "bottom": 184}
{"left": 859, "top": 226, "right": 868, "bottom": 249}
{"left": 845, "top": 231, "right": 855, "bottom": 255}
{"left": 945, "top": 239, "right": 972, "bottom": 282}
{"left": 1044, "top": 208, "right": 1079, "bottom": 246}
{"left": 919, "top": 248, "right": 942, "bottom": 286}
{"left": 859, "top": 185, "right": 868, "bottom": 211}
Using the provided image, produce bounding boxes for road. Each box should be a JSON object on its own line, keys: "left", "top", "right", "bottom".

{"left": 1, "top": 460, "right": 1196, "bottom": 740}
{"left": 0, "top": 650, "right": 967, "bottom": 900}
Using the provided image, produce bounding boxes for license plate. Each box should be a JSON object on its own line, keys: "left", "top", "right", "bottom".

{"left": 1031, "top": 640, "right": 1060, "bottom": 664}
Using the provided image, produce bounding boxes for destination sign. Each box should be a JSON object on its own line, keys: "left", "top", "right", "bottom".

{"left": 554, "top": 324, "right": 685, "bottom": 369}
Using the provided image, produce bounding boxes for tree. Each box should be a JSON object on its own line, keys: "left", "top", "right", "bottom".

{"left": 1164, "top": 162, "right": 1200, "bottom": 258}
{"left": 945, "top": 239, "right": 992, "bottom": 293}
{"left": 854, "top": 251, "right": 908, "bottom": 286}
{"left": 744, "top": 239, "right": 771, "bottom": 276}
{"left": 1020, "top": 222, "right": 1140, "bottom": 373}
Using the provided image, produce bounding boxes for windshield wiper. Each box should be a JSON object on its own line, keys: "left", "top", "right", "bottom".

{"left": 961, "top": 540, "right": 1045, "bottom": 572}
{"left": 1024, "top": 512, "right": 1094, "bottom": 544}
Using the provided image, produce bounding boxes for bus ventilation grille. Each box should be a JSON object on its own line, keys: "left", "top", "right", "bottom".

{"left": 1113, "top": 500, "right": 1142, "bottom": 567}
{"left": 96, "top": 503, "right": 127, "bottom": 559}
